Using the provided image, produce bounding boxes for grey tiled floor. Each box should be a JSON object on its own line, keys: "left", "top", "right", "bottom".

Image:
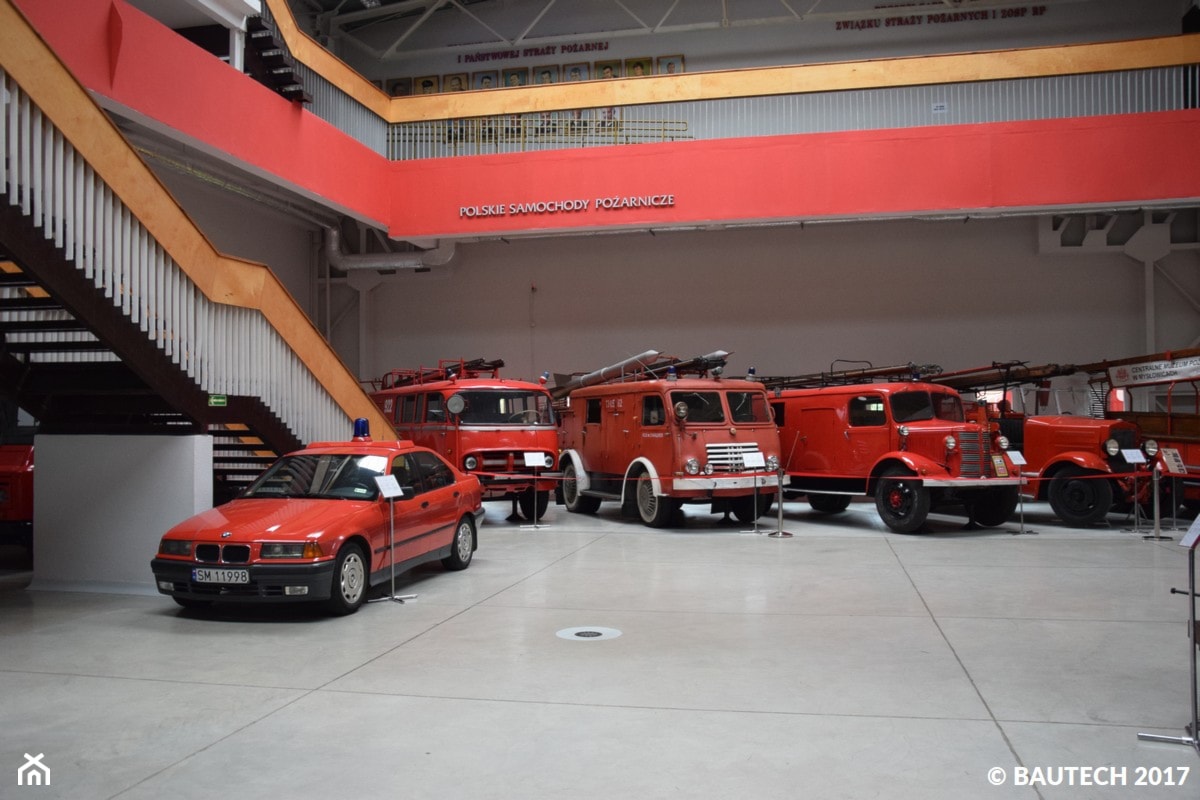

{"left": 1, "top": 500, "right": 1197, "bottom": 799}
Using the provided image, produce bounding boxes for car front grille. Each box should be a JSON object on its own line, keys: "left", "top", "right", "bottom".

{"left": 194, "top": 544, "right": 251, "bottom": 563}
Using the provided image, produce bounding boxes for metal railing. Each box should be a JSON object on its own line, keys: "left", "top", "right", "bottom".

{"left": 0, "top": 67, "right": 350, "bottom": 445}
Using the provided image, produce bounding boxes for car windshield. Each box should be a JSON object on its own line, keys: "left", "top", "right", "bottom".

{"left": 243, "top": 453, "right": 389, "bottom": 500}
{"left": 453, "top": 390, "right": 555, "bottom": 425}
{"left": 890, "top": 391, "right": 965, "bottom": 423}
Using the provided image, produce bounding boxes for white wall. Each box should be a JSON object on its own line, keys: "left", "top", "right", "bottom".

{"left": 30, "top": 435, "right": 212, "bottom": 595}
{"left": 361, "top": 215, "right": 1192, "bottom": 385}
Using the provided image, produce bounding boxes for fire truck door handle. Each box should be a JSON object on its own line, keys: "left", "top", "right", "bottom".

{"left": 843, "top": 431, "right": 850, "bottom": 440}
{"left": 421, "top": 501, "right": 430, "bottom": 509}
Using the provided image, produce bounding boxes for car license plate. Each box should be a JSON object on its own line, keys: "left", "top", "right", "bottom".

{"left": 192, "top": 567, "right": 249, "bottom": 584}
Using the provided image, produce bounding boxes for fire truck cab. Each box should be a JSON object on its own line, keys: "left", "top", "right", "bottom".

{"left": 369, "top": 359, "right": 559, "bottom": 520}
{"left": 555, "top": 351, "right": 784, "bottom": 527}
{"left": 765, "top": 365, "right": 1020, "bottom": 533}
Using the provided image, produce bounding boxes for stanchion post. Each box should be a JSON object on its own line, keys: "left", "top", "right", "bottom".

{"left": 1009, "top": 451, "right": 1036, "bottom": 536}
{"left": 1137, "top": 521, "right": 1200, "bottom": 754}
{"left": 741, "top": 451, "right": 766, "bottom": 535}
{"left": 369, "top": 474, "right": 418, "bottom": 604}
{"left": 1145, "top": 464, "right": 1172, "bottom": 541}
{"left": 767, "top": 465, "right": 793, "bottom": 539}
{"left": 1122, "top": 448, "right": 1149, "bottom": 534}
{"left": 520, "top": 452, "right": 550, "bottom": 531}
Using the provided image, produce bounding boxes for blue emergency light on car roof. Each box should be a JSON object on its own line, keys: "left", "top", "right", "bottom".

{"left": 352, "top": 418, "right": 370, "bottom": 440}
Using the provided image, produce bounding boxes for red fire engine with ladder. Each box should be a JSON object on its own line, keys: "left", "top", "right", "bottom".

{"left": 368, "top": 359, "right": 559, "bottom": 521}
{"left": 553, "top": 350, "right": 784, "bottom": 527}
{"left": 760, "top": 361, "right": 1021, "bottom": 533}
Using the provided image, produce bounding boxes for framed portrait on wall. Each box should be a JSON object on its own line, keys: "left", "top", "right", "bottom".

{"left": 415, "top": 75, "right": 439, "bottom": 94}
{"left": 501, "top": 67, "right": 529, "bottom": 88}
{"left": 386, "top": 77, "right": 411, "bottom": 96}
{"left": 532, "top": 65, "right": 559, "bottom": 86}
{"left": 473, "top": 70, "right": 499, "bottom": 90}
{"left": 443, "top": 72, "right": 468, "bottom": 92}
{"left": 624, "top": 57, "right": 652, "bottom": 78}
{"left": 595, "top": 60, "right": 621, "bottom": 80}
{"left": 657, "top": 55, "right": 685, "bottom": 75}
{"left": 563, "top": 63, "right": 590, "bottom": 82}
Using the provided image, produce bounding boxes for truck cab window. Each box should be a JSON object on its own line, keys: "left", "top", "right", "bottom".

{"left": 642, "top": 395, "right": 665, "bottom": 426}
{"left": 425, "top": 393, "right": 445, "bottom": 422}
{"left": 586, "top": 398, "right": 602, "bottom": 424}
{"left": 849, "top": 395, "right": 886, "bottom": 427}
{"left": 728, "top": 391, "right": 770, "bottom": 423}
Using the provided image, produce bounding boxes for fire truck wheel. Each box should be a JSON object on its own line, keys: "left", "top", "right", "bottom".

{"left": 971, "top": 486, "right": 1019, "bottom": 527}
{"left": 807, "top": 493, "right": 851, "bottom": 514}
{"left": 1048, "top": 467, "right": 1113, "bottom": 527}
{"left": 325, "top": 542, "right": 368, "bottom": 616}
{"left": 563, "top": 462, "right": 601, "bottom": 514}
{"left": 732, "top": 494, "right": 774, "bottom": 523}
{"left": 441, "top": 516, "right": 476, "bottom": 571}
{"left": 636, "top": 472, "right": 676, "bottom": 527}
{"left": 874, "top": 466, "right": 930, "bottom": 533}
{"left": 518, "top": 489, "right": 550, "bottom": 521}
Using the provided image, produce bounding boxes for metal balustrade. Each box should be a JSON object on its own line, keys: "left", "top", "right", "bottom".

{"left": 0, "top": 67, "right": 349, "bottom": 446}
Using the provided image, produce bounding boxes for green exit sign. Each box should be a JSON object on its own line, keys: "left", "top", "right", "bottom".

{"left": 208, "top": 394, "right": 228, "bottom": 407}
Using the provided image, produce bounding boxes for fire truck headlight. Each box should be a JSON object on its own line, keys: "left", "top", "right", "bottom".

{"left": 464, "top": 455, "right": 479, "bottom": 470}
{"left": 1143, "top": 439, "right": 1159, "bottom": 457}
{"left": 703, "top": 463, "right": 715, "bottom": 475}
{"left": 1103, "top": 438, "right": 1120, "bottom": 457}
{"left": 674, "top": 401, "right": 690, "bottom": 421}
{"left": 996, "top": 435, "right": 1010, "bottom": 450}
{"left": 944, "top": 435, "right": 957, "bottom": 452}
{"left": 766, "top": 455, "right": 779, "bottom": 471}
{"left": 544, "top": 453, "right": 555, "bottom": 468}
{"left": 684, "top": 458, "right": 701, "bottom": 475}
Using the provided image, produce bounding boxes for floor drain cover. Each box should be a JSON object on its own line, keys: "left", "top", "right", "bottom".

{"left": 556, "top": 626, "right": 622, "bottom": 641}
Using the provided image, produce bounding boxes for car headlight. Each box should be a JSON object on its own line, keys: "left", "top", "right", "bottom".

{"left": 996, "top": 435, "right": 1010, "bottom": 450}
{"left": 159, "top": 539, "right": 191, "bottom": 557}
{"left": 1103, "top": 438, "right": 1120, "bottom": 457}
{"left": 544, "top": 453, "right": 555, "bottom": 469}
{"left": 1143, "top": 439, "right": 1159, "bottom": 457}
{"left": 260, "top": 542, "right": 323, "bottom": 559}
{"left": 464, "top": 455, "right": 478, "bottom": 470}
{"left": 766, "top": 455, "right": 779, "bottom": 471}
{"left": 685, "top": 457, "right": 701, "bottom": 475}
{"left": 944, "top": 435, "right": 957, "bottom": 452}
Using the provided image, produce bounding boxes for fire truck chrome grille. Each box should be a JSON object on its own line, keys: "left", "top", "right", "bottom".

{"left": 957, "top": 431, "right": 988, "bottom": 478}
{"left": 706, "top": 442, "right": 759, "bottom": 472}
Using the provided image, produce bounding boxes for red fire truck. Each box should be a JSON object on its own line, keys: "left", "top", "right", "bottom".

{"left": 368, "top": 359, "right": 559, "bottom": 521}
{"left": 762, "top": 362, "right": 1021, "bottom": 533}
{"left": 0, "top": 443, "right": 33, "bottom": 550}
{"left": 932, "top": 361, "right": 1161, "bottom": 527}
{"left": 554, "top": 351, "right": 784, "bottom": 527}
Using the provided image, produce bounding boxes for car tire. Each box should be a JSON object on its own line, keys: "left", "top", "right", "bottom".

{"left": 1048, "top": 466, "right": 1113, "bottom": 527}
{"left": 731, "top": 493, "right": 774, "bottom": 523}
{"left": 807, "top": 493, "right": 852, "bottom": 514}
{"left": 874, "top": 466, "right": 930, "bottom": 533}
{"left": 441, "top": 515, "right": 475, "bottom": 571}
{"left": 325, "top": 542, "right": 368, "bottom": 616}
{"left": 563, "top": 461, "right": 601, "bottom": 514}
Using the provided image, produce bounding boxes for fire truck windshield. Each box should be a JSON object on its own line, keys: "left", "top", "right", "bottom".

{"left": 890, "top": 391, "right": 965, "bottom": 423}
{"left": 670, "top": 390, "right": 772, "bottom": 424}
{"left": 453, "top": 390, "right": 555, "bottom": 425}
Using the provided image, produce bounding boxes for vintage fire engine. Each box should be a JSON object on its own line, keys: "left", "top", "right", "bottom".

{"left": 762, "top": 362, "right": 1021, "bottom": 533}
{"left": 553, "top": 350, "right": 784, "bottom": 527}
{"left": 368, "top": 359, "right": 558, "bottom": 520}
{"left": 932, "top": 360, "right": 1160, "bottom": 527}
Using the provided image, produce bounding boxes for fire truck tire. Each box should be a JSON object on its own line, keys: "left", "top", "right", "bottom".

{"left": 325, "top": 542, "right": 368, "bottom": 616}
{"left": 874, "top": 466, "right": 930, "bottom": 533}
{"left": 971, "top": 487, "right": 1019, "bottom": 527}
{"left": 1048, "top": 467, "right": 1113, "bottom": 527}
{"left": 732, "top": 494, "right": 774, "bottom": 523}
{"left": 635, "top": 472, "right": 676, "bottom": 527}
{"left": 807, "top": 493, "right": 852, "bottom": 514}
{"left": 441, "top": 516, "right": 476, "bottom": 571}
{"left": 518, "top": 489, "right": 550, "bottom": 520}
{"left": 563, "top": 463, "right": 601, "bottom": 514}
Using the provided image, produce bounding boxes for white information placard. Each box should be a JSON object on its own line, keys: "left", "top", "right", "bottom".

{"left": 1160, "top": 447, "right": 1187, "bottom": 476}
{"left": 1008, "top": 451, "right": 1027, "bottom": 467}
{"left": 523, "top": 452, "right": 545, "bottom": 468}
{"left": 1121, "top": 449, "right": 1147, "bottom": 465}
{"left": 1181, "top": 517, "right": 1200, "bottom": 549}
{"left": 374, "top": 474, "right": 404, "bottom": 499}
{"left": 743, "top": 451, "right": 766, "bottom": 469}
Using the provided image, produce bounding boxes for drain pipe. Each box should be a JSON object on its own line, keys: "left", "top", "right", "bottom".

{"left": 324, "top": 226, "right": 456, "bottom": 271}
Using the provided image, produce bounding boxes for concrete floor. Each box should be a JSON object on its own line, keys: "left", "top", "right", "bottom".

{"left": 1, "top": 499, "right": 1197, "bottom": 799}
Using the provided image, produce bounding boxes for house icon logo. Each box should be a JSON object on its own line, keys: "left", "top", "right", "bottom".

{"left": 18, "top": 753, "right": 50, "bottom": 786}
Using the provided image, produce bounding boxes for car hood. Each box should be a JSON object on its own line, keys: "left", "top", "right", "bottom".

{"left": 164, "top": 498, "right": 377, "bottom": 542}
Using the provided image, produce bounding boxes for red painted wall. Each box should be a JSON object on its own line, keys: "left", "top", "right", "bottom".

{"left": 16, "top": 0, "right": 1200, "bottom": 242}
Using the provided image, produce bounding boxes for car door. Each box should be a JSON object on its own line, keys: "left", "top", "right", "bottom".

{"left": 379, "top": 452, "right": 426, "bottom": 571}
{"left": 402, "top": 451, "right": 461, "bottom": 560}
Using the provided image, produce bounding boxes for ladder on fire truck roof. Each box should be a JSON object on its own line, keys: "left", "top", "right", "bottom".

{"left": 927, "top": 361, "right": 1082, "bottom": 392}
{"left": 550, "top": 349, "right": 730, "bottom": 399}
{"left": 373, "top": 358, "right": 505, "bottom": 391}
{"left": 754, "top": 360, "right": 942, "bottom": 391}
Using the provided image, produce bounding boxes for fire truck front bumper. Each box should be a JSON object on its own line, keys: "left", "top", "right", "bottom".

{"left": 919, "top": 477, "right": 1023, "bottom": 488}
{"left": 670, "top": 473, "right": 784, "bottom": 493}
